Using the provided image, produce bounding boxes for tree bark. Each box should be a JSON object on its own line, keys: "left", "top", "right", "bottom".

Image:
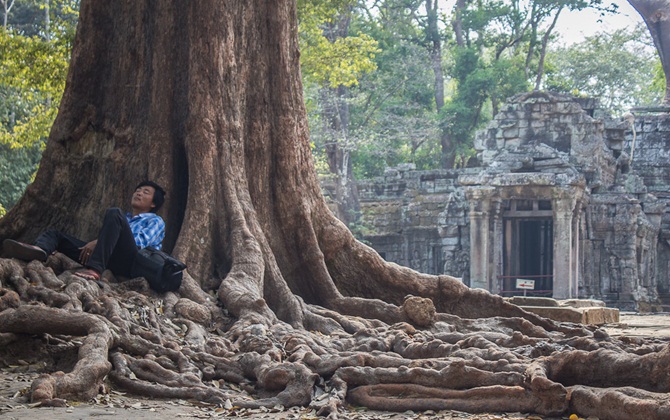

{"left": 426, "top": 0, "right": 444, "bottom": 111}
{"left": 451, "top": 0, "right": 468, "bottom": 48}
{"left": 628, "top": 0, "right": 670, "bottom": 104}
{"left": 533, "top": 5, "right": 563, "bottom": 90}
{"left": 1, "top": 2, "right": 669, "bottom": 419}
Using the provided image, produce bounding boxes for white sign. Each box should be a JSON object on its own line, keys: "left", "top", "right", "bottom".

{"left": 516, "top": 279, "right": 535, "bottom": 290}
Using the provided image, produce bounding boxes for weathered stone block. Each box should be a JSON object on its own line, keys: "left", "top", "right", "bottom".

{"left": 506, "top": 296, "right": 559, "bottom": 307}
{"left": 503, "top": 128, "right": 519, "bottom": 138}
{"left": 643, "top": 120, "right": 659, "bottom": 132}
{"left": 498, "top": 119, "right": 517, "bottom": 129}
{"left": 559, "top": 299, "right": 606, "bottom": 308}
{"left": 520, "top": 306, "right": 619, "bottom": 325}
{"left": 541, "top": 103, "right": 556, "bottom": 113}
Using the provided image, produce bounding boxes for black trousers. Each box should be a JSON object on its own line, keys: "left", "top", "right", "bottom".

{"left": 35, "top": 208, "right": 138, "bottom": 276}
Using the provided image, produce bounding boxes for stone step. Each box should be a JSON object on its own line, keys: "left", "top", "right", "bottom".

{"left": 505, "top": 296, "right": 619, "bottom": 325}
{"left": 519, "top": 306, "right": 619, "bottom": 325}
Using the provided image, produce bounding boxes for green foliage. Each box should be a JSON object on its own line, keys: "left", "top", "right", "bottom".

{"left": 651, "top": 60, "right": 666, "bottom": 98}
{"left": 545, "top": 24, "right": 662, "bottom": 113}
{"left": 347, "top": 38, "right": 441, "bottom": 177}
{"left": 459, "top": 0, "right": 513, "bottom": 46}
{"left": 298, "top": 0, "right": 379, "bottom": 87}
{"left": 6, "top": 0, "right": 79, "bottom": 37}
{"left": 300, "top": 31, "right": 379, "bottom": 87}
{"left": 440, "top": 46, "right": 513, "bottom": 166}
{"left": 0, "top": 141, "right": 42, "bottom": 209}
{"left": 0, "top": 0, "right": 78, "bottom": 210}
{"left": 490, "top": 56, "right": 529, "bottom": 106}
{"left": 0, "top": 27, "right": 71, "bottom": 147}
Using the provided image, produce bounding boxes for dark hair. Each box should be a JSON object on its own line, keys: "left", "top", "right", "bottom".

{"left": 135, "top": 181, "right": 166, "bottom": 212}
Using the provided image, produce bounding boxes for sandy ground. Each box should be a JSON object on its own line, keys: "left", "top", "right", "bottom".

{"left": 1, "top": 312, "right": 669, "bottom": 420}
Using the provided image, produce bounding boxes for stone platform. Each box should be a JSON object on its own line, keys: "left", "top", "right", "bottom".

{"left": 506, "top": 297, "right": 619, "bottom": 325}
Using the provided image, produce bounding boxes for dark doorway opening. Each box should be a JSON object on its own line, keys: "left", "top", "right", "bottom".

{"left": 502, "top": 218, "right": 553, "bottom": 297}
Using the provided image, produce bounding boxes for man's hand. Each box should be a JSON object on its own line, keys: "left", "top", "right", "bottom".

{"left": 79, "top": 240, "right": 98, "bottom": 264}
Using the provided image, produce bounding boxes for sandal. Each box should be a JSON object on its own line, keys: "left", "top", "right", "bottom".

{"left": 3, "top": 239, "right": 48, "bottom": 262}
{"left": 74, "top": 268, "right": 101, "bottom": 281}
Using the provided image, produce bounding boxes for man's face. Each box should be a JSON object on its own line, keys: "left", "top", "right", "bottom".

{"left": 131, "top": 185, "right": 156, "bottom": 213}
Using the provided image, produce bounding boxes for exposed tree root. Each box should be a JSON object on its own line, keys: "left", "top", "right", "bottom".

{"left": 1, "top": 255, "right": 669, "bottom": 419}
{"left": 346, "top": 384, "right": 566, "bottom": 416}
{"left": 0, "top": 304, "right": 114, "bottom": 403}
{"left": 568, "top": 385, "right": 670, "bottom": 420}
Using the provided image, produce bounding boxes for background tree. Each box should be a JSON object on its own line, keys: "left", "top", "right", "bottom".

{"left": 438, "top": 0, "right": 617, "bottom": 167}
{"left": 1, "top": 0, "right": 16, "bottom": 28}
{"left": 0, "top": 0, "right": 77, "bottom": 210}
{"left": 1, "top": 0, "right": 657, "bottom": 212}
{"left": 1, "top": 2, "right": 670, "bottom": 419}
{"left": 337, "top": 0, "right": 441, "bottom": 176}
{"left": 545, "top": 24, "right": 662, "bottom": 114}
{"left": 298, "top": 0, "right": 378, "bottom": 226}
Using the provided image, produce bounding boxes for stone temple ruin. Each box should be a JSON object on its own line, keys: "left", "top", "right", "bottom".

{"left": 348, "top": 91, "right": 670, "bottom": 311}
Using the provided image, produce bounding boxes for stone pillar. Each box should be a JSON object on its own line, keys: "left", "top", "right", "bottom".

{"left": 491, "top": 198, "right": 503, "bottom": 294}
{"left": 466, "top": 188, "right": 494, "bottom": 290}
{"left": 572, "top": 207, "right": 581, "bottom": 298}
{"left": 553, "top": 190, "right": 577, "bottom": 299}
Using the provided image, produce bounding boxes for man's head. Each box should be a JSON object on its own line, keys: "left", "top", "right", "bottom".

{"left": 132, "top": 181, "right": 166, "bottom": 214}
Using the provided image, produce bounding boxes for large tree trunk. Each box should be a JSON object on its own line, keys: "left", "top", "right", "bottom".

{"left": 628, "top": 0, "right": 670, "bottom": 104}
{"left": 1, "top": 2, "right": 670, "bottom": 419}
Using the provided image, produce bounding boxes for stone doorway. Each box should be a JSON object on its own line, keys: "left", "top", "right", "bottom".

{"left": 502, "top": 200, "right": 554, "bottom": 297}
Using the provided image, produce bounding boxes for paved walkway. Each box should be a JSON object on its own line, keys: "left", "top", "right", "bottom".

{"left": 603, "top": 312, "right": 670, "bottom": 339}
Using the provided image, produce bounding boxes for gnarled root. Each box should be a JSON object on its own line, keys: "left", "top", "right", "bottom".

{"left": 235, "top": 342, "right": 319, "bottom": 408}
{"left": 0, "top": 305, "right": 114, "bottom": 403}
{"left": 347, "top": 384, "right": 565, "bottom": 415}
{"left": 108, "top": 352, "right": 231, "bottom": 403}
{"left": 568, "top": 385, "right": 670, "bottom": 420}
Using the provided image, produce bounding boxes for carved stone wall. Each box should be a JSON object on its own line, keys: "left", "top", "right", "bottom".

{"left": 623, "top": 111, "right": 670, "bottom": 307}
{"left": 356, "top": 168, "right": 471, "bottom": 280}
{"left": 346, "top": 92, "right": 668, "bottom": 311}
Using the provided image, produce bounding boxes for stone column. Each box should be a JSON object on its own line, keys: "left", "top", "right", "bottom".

{"left": 553, "top": 190, "right": 577, "bottom": 299}
{"left": 570, "top": 208, "right": 582, "bottom": 298}
{"left": 491, "top": 198, "right": 503, "bottom": 294}
{"left": 466, "top": 188, "right": 494, "bottom": 290}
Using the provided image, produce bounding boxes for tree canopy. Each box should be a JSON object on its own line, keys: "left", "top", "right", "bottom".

{"left": 0, "top": 0, "right": 662, "bottom": 214}
{"left": 0, "top": 0, "right": 77, "bottom": 210}
{"left": 546, "top": 23, "right": 662, "bottom": 113}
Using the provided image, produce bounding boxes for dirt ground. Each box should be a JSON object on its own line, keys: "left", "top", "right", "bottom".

{"left": 1, "top": 312, "right": 669, "bottom": 420}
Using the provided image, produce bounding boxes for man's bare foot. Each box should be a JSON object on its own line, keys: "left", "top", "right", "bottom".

{"left": 74, "top": 268, "right": 100, "bottom": 281}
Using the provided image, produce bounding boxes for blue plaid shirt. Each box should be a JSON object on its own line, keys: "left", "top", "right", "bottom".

{"left": 126, "top": 212, "right": 165, "bottom": 250}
